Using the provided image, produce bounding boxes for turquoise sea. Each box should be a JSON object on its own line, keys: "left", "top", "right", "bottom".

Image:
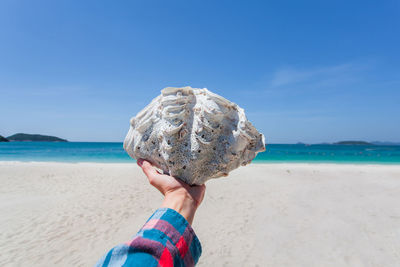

{"left": 0, "top": 142, "right": 400, "bottom": 164}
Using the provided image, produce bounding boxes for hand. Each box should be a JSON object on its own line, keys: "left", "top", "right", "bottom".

{"left": 137, "top": 159, "right": 206, "bottom": 225}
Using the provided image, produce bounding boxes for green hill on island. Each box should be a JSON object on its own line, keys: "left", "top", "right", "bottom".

{"left": 7, "top": 133, "right": 68, "bottom": 142}
{"left": 0, "top": 135, "right": 9, "bottom": 142}
{"left": 334, "top": 141, "right": 372, "bottom": 145}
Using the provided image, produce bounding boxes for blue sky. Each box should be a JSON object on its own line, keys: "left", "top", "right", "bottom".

{"left": 0, "top": 0, "right": 399, "bottom": 143}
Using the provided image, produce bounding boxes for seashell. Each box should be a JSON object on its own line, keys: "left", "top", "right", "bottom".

{"left": 123, "top": 86, "right": 266, "bottom": 185}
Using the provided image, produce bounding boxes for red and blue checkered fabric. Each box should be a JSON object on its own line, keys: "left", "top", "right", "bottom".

{"left": 95, "top": 208, "right": 202, "bottom": 267}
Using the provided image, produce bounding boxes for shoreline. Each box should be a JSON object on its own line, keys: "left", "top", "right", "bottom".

{"left": 1, "top": 160, "right": 400, "bottom": 166}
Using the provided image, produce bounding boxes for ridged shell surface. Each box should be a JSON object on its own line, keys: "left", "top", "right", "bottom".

{"left": 123, "top": 87, "right": 266, "bottom": 185}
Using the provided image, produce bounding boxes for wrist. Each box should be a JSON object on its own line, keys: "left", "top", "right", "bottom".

{"left": 161, "top": 190, "right": 198, "bottom": 225}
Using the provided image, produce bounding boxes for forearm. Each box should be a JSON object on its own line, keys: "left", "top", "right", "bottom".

{"left": 161, "top": 191, "right": 198, "bottom": 225}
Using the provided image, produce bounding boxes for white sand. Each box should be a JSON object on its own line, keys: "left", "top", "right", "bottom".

{"left": 1, "top": 162, "right": 400, "bottom": 267}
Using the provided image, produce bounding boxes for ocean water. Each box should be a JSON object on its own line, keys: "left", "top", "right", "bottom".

{"left": 0, "top": 142, "right": 399, "bottom": 164}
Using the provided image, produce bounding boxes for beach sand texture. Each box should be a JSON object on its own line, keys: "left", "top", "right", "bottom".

{"left": 1, "top": 162, "right": 400, "bottom": 266}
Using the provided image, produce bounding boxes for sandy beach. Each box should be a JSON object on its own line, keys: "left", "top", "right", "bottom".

{"left": 1, "top": 162, "right": 400, "bottom": 266}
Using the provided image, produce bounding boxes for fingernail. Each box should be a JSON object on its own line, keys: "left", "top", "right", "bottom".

{"left": 137, "top": 159, "right": 144, "bottom": 166}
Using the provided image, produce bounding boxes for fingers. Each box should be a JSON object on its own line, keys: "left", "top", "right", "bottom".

{"left": 197, "top": 183, "right": 206, "bottom": 200}
{"left": 190, "top": 183, "right": 206, "bottom": 191}
{"left": 199, "top": 184, "right": 206, "bottom": 191}
{"left": 137, "top": 159, "right": 157, "bottom": 179}
{"left": 137, "top": 159, "right": 162, "bottom": 186}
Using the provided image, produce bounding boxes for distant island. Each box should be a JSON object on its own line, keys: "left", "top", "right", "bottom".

{"left": 0, "top": 135, "right": 9, "bottom": 142}
{"left": 307, "top": 141, "right": 373, "bottom": 146}
{"left": 371, "top": 141, "right": 400, "bottom": 146}
{"left": 311, "top": 141, "right": 400, "bottom": 146}
{"left": 6, "top": 133, "right": 68, "bottom": 142}
{"left": 334, "top": 141, "right": 373, "bottom": 145}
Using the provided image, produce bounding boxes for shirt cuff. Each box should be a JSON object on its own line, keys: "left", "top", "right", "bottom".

{"left": 140, "top": 207, "right": 202, "bottom": 265}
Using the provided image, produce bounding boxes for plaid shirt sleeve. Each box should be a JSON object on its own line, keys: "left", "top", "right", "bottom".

{"left": 95, "top": 208, "right": 202, "bottom": 267}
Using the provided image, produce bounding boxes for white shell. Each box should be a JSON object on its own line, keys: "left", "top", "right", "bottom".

{"left": 124, "top": 86, "right": 266, "bottom": 185}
